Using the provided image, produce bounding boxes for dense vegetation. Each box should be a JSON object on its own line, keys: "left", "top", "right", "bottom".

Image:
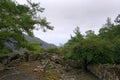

{"left": 60, "top": 16, "right": 120, "bottom": 70}
{"left": 0, "top": 0, "right": 53, "bottom": 53}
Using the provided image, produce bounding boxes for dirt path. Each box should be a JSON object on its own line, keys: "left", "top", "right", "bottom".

{"left": 0, "top": 61, "right": 99, "bottom": 80}
{"left": 0, "top": 70, "right": 39, "bottom": 80}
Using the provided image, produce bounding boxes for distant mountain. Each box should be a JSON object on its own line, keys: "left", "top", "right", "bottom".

{"left": 24, "top": 35, "right": 56, "bottom": 49}
{"left": 4, "top": 35, "right": 56, "bottom": 53}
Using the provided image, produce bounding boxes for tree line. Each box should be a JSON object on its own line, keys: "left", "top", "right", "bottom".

{"left": 60, "top": 16, "right": 120, "bottom": 70}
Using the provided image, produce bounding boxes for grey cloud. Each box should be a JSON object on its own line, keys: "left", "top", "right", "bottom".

{"left": 18, "top": 0, "right": 120, "bottom": 45}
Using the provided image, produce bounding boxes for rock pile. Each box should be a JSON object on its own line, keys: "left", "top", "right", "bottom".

{"left": 88, "top": 64, "right": 120, "bottom": 80}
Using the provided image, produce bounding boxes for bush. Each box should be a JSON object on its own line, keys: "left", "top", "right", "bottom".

{"left": 45, "top": 47, "right": 59, "bottom": 54}
{"left": 0, "top": 48, "right": 11, "bottom": 54}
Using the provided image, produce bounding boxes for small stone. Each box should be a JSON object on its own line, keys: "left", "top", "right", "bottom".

{"left": 37, "top": 66, "right": 40, "bottom": 68}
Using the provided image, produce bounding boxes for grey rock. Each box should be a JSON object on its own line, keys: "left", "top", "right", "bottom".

{"left": 4, "top": 34, "right": 56, "bottom": 53}
{"left": 0, "top": 56, "right": 9, "bottom": 65}
{"left": 24, "top": 34, "right": 56, "bottom": 49}
{"left": 0, "top": 63, "right": 5, "bottom": 71}
{"left": 4, "top": 38, "right": 17, "bottom": 51}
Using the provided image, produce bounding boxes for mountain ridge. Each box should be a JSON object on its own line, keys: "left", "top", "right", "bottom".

{"left": 24, "top": 35, "right": 56, "bottom": 49}
{"left": 4, "top": 34, "right": 56, "bottom": 53}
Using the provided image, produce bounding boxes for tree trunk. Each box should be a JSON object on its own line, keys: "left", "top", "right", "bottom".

{"left": 83, "top": 59, "right": 88, "bottom": 71}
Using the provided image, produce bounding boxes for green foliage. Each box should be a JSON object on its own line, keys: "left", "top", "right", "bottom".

{"left": 63, "top": 27, "right": 83, "bottom": 59}
{"left": 45, "top": 47, "right": 59, "bottom": 54}
{"left": 0, "top": 0, "right": 53, "bottom": 53}
{"left": 0, "top": 48, "right": 11, "bottom": 54}
{"left": 63, "top": 25, "right": 117, "bottom": 70}
{"left": 63, "top": 16, "right": 120, "bottom": 67}
{"left": 98, "top": 16, "right": 120, "bottom": 64}
{"left": 113, "top": 37, "right": 120, "bottom": 64}
{"left": 69, "top": 38, "right": 113, "bottom": 63}
{"left": 22, "top": 41, "right": 41, "bottom": 53}
{"left": 99, "top": 17, "right": 120, "bottom": 41}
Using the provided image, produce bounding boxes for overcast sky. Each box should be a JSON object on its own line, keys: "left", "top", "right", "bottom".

{"left": 17, "top": 0, "right": 120, "bottom": 46}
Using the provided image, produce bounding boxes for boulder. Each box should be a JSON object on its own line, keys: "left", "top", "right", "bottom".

{"left": 28, "top": 53, "right": 38, "bottom": 61}
{"left": 8, "top": 54, "right": 20, "bottom": 62}
{"left": 67, "top": 60, "right": 82, "bottom": 69}
{"left": 28, "top": 54, "right": 35, "bottom": 61}
{"left": 50, "top": 54, "right": 64, "bottom": 65}
{"left": 24, "top": 52, "right": 30, "bottom": 62}
{"left": 19, "top": 54, "right": 26, "bottom": 62}
{"left": 8, "top": 59, "right": 20, "bottom": 67}
{"left": 0, "top": 63, "right": 5, "bottom": 71}
{"left": 0, "top": 56, "right": 9, "bottom": 65}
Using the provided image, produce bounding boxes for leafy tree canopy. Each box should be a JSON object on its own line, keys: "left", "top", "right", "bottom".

{"left": 63, "top": 15, "right": 120, "bottom": 68}
{"left": 0, "top": 0, "right": 53, "bottom": 52}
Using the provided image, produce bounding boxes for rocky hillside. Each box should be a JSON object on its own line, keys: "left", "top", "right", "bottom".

{"left": 4, "top": 35, "right": 56, "bottom": 53}
{"left": 24, "top": 35, "right": 56, "bottom": 49}
{"left": 0, "top": 53, "right": 99, "bottom": 80}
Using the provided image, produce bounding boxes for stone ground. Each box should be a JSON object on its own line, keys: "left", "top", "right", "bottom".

{"left": 0, "top": 61, "right": 99, "bottom": 80}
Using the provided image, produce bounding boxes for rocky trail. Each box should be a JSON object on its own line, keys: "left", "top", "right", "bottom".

{"left": 0, "top": 61, "right": 99, "bottom": 80}
{"left": 0, "top": 53, "right": 99, "bottom": 80}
